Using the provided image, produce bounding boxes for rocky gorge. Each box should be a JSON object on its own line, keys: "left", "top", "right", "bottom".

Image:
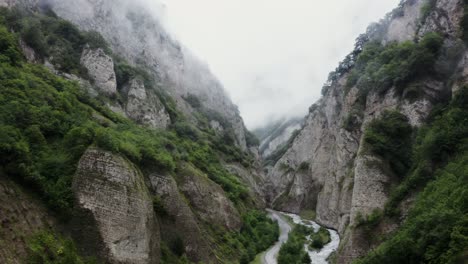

{"left": 0, "top": 0, "right": 467, "bottom": 263}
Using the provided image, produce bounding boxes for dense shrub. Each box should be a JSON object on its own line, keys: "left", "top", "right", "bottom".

{"left": 355, "top": 156, "right": 468, "bottom": 264}
{"left": 346, "top": 33, "right": 443, "bottom": 100}
{"left": 27, "top": 231, "right": 95, "bottom": 264}
{"left": 214, "top": 211, "right": 279, "bottom": 263}
{"left": 0, "top": 7, "right": 111, "bottom": 76}
{"left": 355, "top": 87, "right": 468, "bottom": 263}
{"left": 309, "top": 227, "right": 331, "bottom": 250}
{"left": 278, "top": 224, "right": 313, "bottom": 264}
{"left": 245, "top": 130, "right": 260, "bottom": 147}
{"left": 0, "top": 7, "right": 277, "bottom": 264}
{"left": 363, "top": 110, "right": 413, "bottom": 177}
{"left": 183, "top": 93, "right": 202, "bottom": 108}
{"left": 420, "top": 0, "right": 437, "bottom": 23}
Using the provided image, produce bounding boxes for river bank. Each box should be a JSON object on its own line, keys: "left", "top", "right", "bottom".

{"left": 259, "top": 210, "right": 340, "bottom": 264}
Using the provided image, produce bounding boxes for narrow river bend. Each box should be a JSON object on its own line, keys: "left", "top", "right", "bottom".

{"left": 263, "top": 209, "right": 340, "bottom": 264}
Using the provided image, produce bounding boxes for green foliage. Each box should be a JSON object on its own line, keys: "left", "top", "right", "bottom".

{"left": 27, "top": 231, "right": 95, "bottom": 264}
{"left": 278, "top": 225, "right": 312, "bottom": 264}
{"left": 214, "top": 211, "right": 279, "bottom": 263}
{"left": 309, "top": 227, "right": 331, "bottom": 250}
{"left": 245, "top": 130, "right": 260, "bottom": 147}
{"left": 355, "top": 87, "right": 468, "bottom": 263}
{"left": 298, "top": 161, "right": 310, "bottom": 172}
{"left": 152, "top": 195, "right": 168, "bottom": 217}
{"left": 299, "top": 210, "right": 316, "bottom": 221}
{"left": 363, "top": 110, "right": 413, "bottom": 177}
{"left": 160, "top": 243, "right": 190, "bottom": 264}
{"left": 355, "top": 156, "right": 468, "bottom": 264}
{"left": 346, "top": 33, "right": 443, "bottom": 101}
{"left": 183, "top": 93, "right": 202, "bottom": 108}
{"left": 0, "top": 25, "right": 22, "bottom": 65}
{"left": 0, "top": 7, "right": 111, "bottom": 76}
{"left": 385, "top": 87, "right": 468, "bottom": 215}
{"left": 420, "top": 0, "right": 437, "bottom": 23}
{"left": 342, "top": 112, "right": 361, "bottom": 132}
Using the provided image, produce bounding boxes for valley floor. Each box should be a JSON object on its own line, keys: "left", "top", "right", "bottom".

{"left": 260, "top": 210, "right": 340, "bottom": 264}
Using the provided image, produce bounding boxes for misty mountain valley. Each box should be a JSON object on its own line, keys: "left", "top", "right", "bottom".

{"left": 0, "top": 0, "right": 467, "bottom": 264}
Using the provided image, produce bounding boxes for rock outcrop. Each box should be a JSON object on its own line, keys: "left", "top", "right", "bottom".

{"left": 73, "top": 148, "right": 160, "bottom": 264}
{"left": 255, "top": 117, "right": 303, "bottom": 157}
{"left": 123, "top": 78, "right": 170, "bottom": 129}
{"left": 48, "top": 0, "right": 249, "bottom": 150}
{"left": 265, "top": 0, "right": 467, "bottom": 262}
{"left": 0, "top": 176, "right": 56, "bottom": 264}
{"left": 174, "top": 163, "right": 242, "bottom": 231}
{"left": 149, "top": 173, "right": 215, "bottom": 263}
{"left": 80, "top": 48, "right": 117, "bottom": 96}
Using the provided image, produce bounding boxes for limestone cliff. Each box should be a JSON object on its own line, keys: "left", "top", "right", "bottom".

{"left": 0, "top": 176, "right": 56, "bottom": 264}
{"left": 72, "top": 148, "right": 160, "bottom": 264}
{"left": 47, "top": 0, "right": 249, "bottom": 150}
{"left": 265, "top": 0, "right": 467, "bottom": 262}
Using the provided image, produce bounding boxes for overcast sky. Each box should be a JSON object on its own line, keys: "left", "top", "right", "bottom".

{"left": 159, "top": 0, "right": 401, "bottom": 129}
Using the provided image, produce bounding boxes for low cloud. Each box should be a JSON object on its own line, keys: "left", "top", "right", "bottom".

{"left": 149, "top": 0, "right": 400, "bottom": 128}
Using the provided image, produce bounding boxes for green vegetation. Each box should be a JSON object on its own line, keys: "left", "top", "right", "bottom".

{"left": 1, "top": 7, "right": 109, "bottom": 76}
{"left": 355, "top": 156, "right": 468, "bottom": 264}
{"left": 309, "top": 227, "right": 331, "bottom": 250}
{"left": 354, "top": 209, "right": 384, "bottom": 238}
{"left": 342, "top": 111, "right": 361, "bottom": 132}
{"left": 299, "top": 210, "right": 316, "bottom": 221}
{"left": 278, "top": 225, "right": 312, "bottom": 264}
{"left": 385, "top": 87, "right": 468, "bottom": 215}
{"left": 0, "top": 6, "right": 253, "bottom": 216}
{"left": 297, "top": 162, "right": 310, "bottom": 172}
{"left": 363, "top": 110, "right": 413, "bottom": 177}
{"left": 354, "top": 87, "right": 468, "bottom": 263}
{"left": 27, "top": 231, "right": 95, "bottom": 264}
{"left": 346, "top": 32, "right": 443, "bottom": 100}
{"left": 0, "top": 6, "right": 277, "bottom": 264}
{"left": 160, "top": 242, "right": 190, "bottom": 264}
{"left": 183, "top": 93, "right": 202, "bottom": 108}
{"left": 420, "top": 0, "right": 437, "bottom": 23}
{"left": 213, "top": 211, "right": 279, "bottom": 264}
{"left": 245, "top": 130, "right": 260, "bottom": 147}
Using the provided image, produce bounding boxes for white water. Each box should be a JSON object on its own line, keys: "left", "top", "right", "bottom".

{"left": 263, "top": 210, "right": 340, "bottom": 264}
{"left": 281, "top": 212, "right": 340, "bottom": 264}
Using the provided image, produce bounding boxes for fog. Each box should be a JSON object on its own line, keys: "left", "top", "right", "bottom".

{"left": 153, "top": 0, "right": 400, "bottom": 129}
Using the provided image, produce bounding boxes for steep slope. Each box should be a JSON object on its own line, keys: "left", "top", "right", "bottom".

{"left": 266, "top": 0, "right": 468, "bottom": 262}
{"left": 0, "top": 2, "right": 276, "bottom": 264}
{"left": 47, "top": 0, "right": 250, "bottom": 151}
{"left": 254, "top": 117, "right": 303, "bottom": 159}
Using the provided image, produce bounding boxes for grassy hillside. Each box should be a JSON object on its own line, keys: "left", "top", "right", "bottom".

{"left": 0, "top": 7, "right": 278, "bottom": 263}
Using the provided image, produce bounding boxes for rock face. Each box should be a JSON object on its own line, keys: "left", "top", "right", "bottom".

{"left": 124, "top": 78, "right": 170, "bottom": 129}
{"left": 265, "top": 0, "right": 466, "bottom": 262}
{"left": 149, "top": 173, "right": 215, "bottom": 263}
{"left": 0, "top": 176, "right": 56, "bottom": 264}
{"left": 73, "top": 148, "right": 160, "bottom": 264}
{"left": 48, "top": 0, "right": 249, "bottom": 150}
{"left": 255, "top": 117, "right": 303, "bottom": 157}
{"left": 80, "top": 48, "right": 117, "bottom": 96}
{"left": 174, "top": 163, "right": 242, "bottom": 231}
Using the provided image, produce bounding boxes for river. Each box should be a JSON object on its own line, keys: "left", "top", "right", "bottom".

{"left": 262, "top": 209, "right": 340, "bottom": 264}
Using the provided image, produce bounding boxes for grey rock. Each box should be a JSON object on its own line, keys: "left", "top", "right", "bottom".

{"left": 124, "top": 79, "right": 170, "bottom": 129}
{"left": 80, "top": 48, "right": 117, "bottom": 96}
{"left": 149, "top": 173, "right": 215, "bottom": 263}
{"left": 175, "top": 163, "right": 241, "bottom": 231}
{"left": 73, "top": 148, "right": 160, "bottom": 264}
{"left": 49, "top": 0, "right": 249, "bottom": 150}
